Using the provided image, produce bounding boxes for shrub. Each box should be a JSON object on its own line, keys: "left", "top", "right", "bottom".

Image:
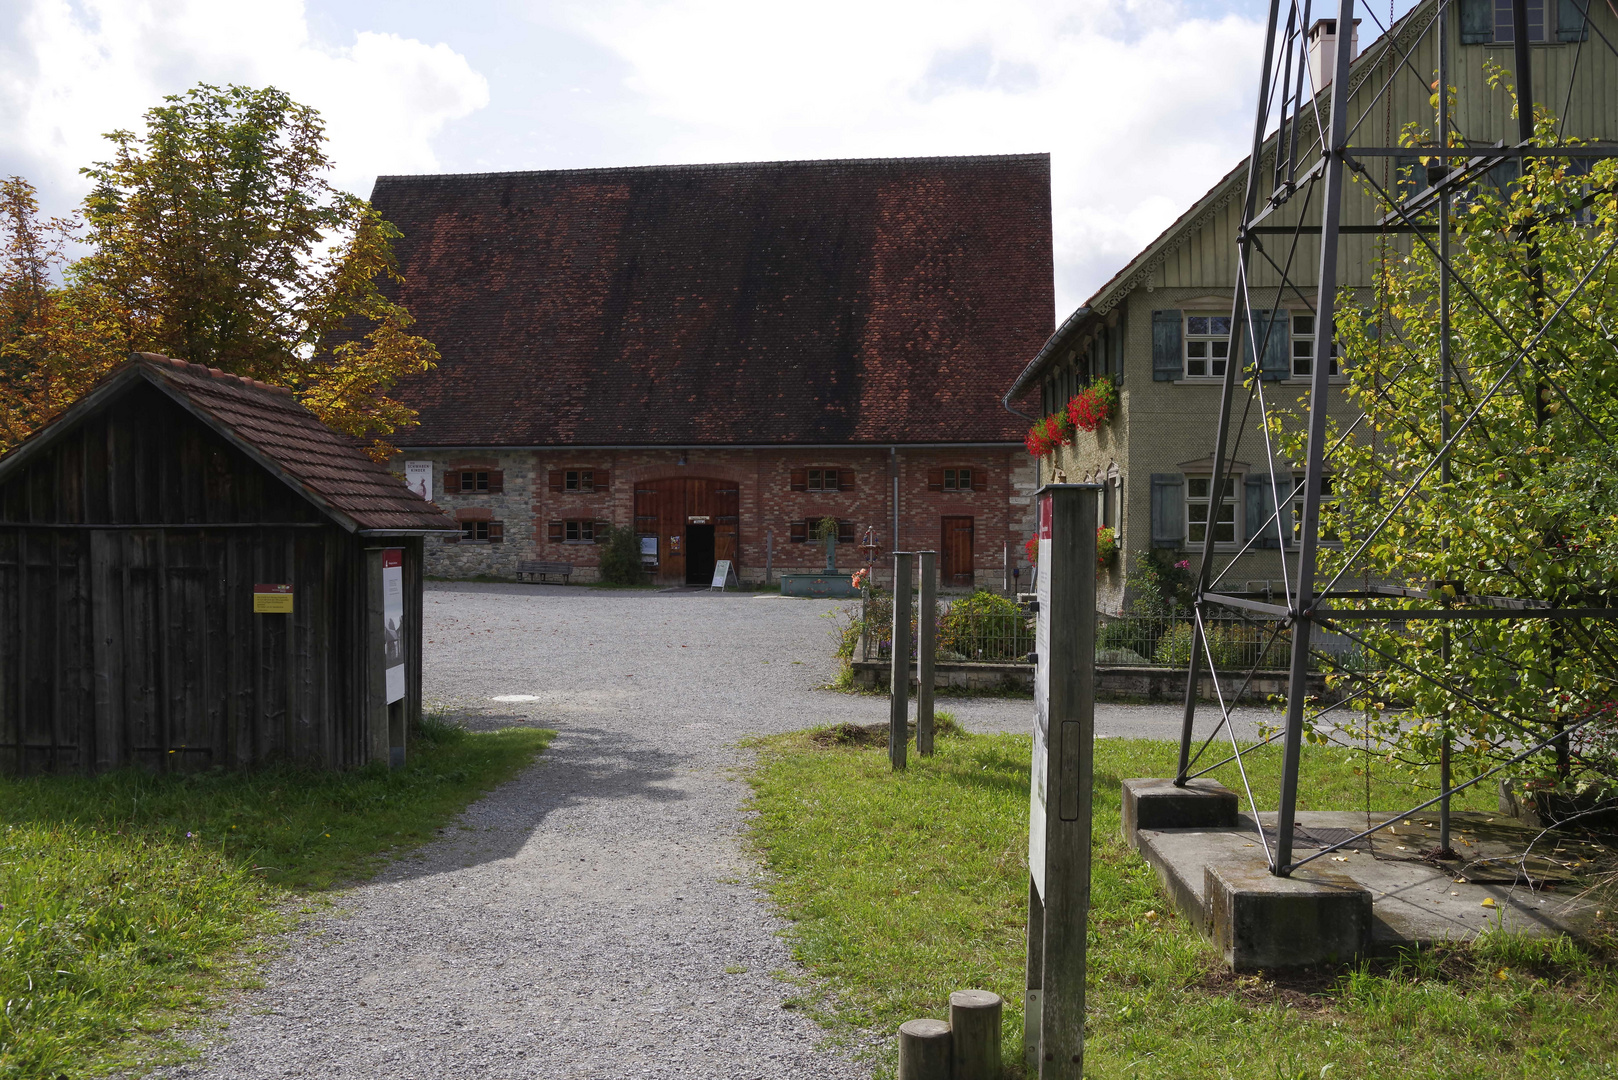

{"left": 940, "top": 590, "right": 1033, "bottom": 662}
{"left": 595, "top": 524, "right": 643, "bottom": 586}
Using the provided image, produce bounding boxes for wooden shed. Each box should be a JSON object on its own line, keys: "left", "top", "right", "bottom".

{"left": 0, "top": 353, "right": 457, "bottom": 775}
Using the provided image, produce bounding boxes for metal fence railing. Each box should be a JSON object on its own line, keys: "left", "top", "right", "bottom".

{"left": 854, "top": 596, "right": 1353, "bottom": 671}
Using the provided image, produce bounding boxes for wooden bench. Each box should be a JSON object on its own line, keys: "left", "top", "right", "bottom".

{"left": 515, "top": 560, "right": 574, "bottom": 584}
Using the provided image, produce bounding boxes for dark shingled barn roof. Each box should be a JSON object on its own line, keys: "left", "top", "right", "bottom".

{"left": 0, "top": 354, "right": 456, "bottom": 534}
{"left": 371, "top": 154, "right": 1053, "bottom": 447}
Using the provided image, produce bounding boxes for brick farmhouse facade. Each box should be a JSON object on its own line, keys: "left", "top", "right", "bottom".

{"left": 371, "top": 155, "right": 1052, "bottom": 586}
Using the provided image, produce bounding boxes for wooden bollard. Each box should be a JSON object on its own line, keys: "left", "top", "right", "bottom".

{"left": 898, "top": 1018, "right": 952, "bottom": 1080}
{"left": 949, "top": 989, "right": 1003, "bottom": 1080}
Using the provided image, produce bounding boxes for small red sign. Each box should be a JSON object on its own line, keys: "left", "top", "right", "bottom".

{"left": 382, "top": 549, "right": 403, "bottom": 568}
{"left": 1037, "top": 493, "right": 1053, "bottom": 539}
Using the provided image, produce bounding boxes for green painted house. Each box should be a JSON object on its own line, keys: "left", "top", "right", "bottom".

{"left": 1006, "top": 0, "right": 1616, "bottom": 613}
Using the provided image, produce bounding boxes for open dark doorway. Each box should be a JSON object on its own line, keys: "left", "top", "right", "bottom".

{"left": 684, "top": 524, "right": 716, "bottom": 585}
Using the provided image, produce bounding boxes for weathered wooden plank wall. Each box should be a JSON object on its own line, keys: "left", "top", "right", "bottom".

{"left": 0, "top": 381, "right": 416, "bottom": 776}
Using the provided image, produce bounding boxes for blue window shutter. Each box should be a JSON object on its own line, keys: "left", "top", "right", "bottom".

{"left": 1150, "top": 474, "right": 1183, "bottom": 548}
{"left": 1152, "top": 310, "right": 1182, "bottom": 381}
{"left": 1245, "top": 474, "right": 1280, "bottom": 548}
{"left": 1459, "top": 0, "right": 1491, "bottom": 42}
{"left": 1559, "top": 0, "right": 1590, "bottom": 41}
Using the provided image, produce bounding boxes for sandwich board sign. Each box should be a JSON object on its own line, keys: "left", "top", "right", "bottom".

{"left": 710, "top": 559, "right": 740, "bottom": 590}
{"left": 1025, "top": 484, "right": 1098, "bottom": 1079}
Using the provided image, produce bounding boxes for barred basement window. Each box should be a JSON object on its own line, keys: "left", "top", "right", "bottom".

{"left": 943, "top": 468, "right": 973, "bottom": 491}
{"left": 460, "top": 520, "right": 504, "bottom": 543}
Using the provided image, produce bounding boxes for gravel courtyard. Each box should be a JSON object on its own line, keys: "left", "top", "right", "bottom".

{"left": 155, "top": 583, "right": 1268, "bottom": 1080}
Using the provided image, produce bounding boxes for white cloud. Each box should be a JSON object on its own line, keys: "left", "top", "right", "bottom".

{"left": 558, "top": 0, "right": 1265, "bottom": 310}
{"left": 0, "top": 0, "right": 489, "bottom": 212}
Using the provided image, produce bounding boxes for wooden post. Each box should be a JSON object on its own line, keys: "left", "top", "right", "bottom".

{"left": 917, "top": 550, "right": 937, "bottom": 755}
{"left": 890, "top": 551, "right": 914, "bottom": 771}
{"left": 898, "top": 1018, "right": 952, "bottom": 1080}
{"left": 1026, "top": 484, "right": 1098, "bottom": 1079}
{"left": 765, "top": 528, "right": 773, "bottom": 585}
{"left": 949, "top": 989, "right": 1003, "bottom": 1080}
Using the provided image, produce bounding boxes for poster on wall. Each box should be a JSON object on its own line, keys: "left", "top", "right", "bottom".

{"left": 404, "top": 461, "right": 432, "bottom": 501}
{"left": 383, "top": 548, "right": 405, "bottom": 703}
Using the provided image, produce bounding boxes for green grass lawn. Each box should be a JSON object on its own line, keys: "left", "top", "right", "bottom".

{"left": 745, "top": 727, "right": 1618, "bottom": 1079}
{"left": 0, "top": 718, "right": 552, "bottom": 1079}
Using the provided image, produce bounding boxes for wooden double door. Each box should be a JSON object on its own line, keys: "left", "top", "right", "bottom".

{"left": 634, "top": 478, "right": 739, "bottom": 584}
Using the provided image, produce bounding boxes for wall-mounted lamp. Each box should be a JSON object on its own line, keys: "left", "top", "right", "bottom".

{"left": 677, "top": 450, "right": 687, "bottom": 466}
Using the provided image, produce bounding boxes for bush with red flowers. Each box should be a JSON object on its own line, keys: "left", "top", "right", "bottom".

{"left": 1066, "top": 377, "right": 1118, "bottom": 433}
{"left": 1024, "top": 410, "right": 1073, "bottom": 457}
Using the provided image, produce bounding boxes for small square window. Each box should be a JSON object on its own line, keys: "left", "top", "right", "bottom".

{"left": 807, "top": 469, "right": 840, "bottom": 492}
{"left": 1291, "top": 314, "right": 1340, "bottom": 378}
{"left": 461, "top": 471, "right": 490, "bottom": 493}
{"left": 1184, "top": 315, "right": 1231, "bottom": 378}
{"left": 565, "top": 469, "right": 594, "bottom": 492}
{"left": 943, "top": 468, "right": 973, "bottom": 491}
{"left": 1186, "top": 476, "right": 1237, "bottom": 545}
{"left": 565, "top": 520, "right": 595, "bottom": 543}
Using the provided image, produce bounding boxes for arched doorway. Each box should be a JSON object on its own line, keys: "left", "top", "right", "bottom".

{"left": 633, "top": 477, "right": 740, "bottom": 584}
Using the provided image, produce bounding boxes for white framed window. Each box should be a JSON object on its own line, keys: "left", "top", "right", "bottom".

{"left": 1289, "top": 475, "right": 1340, "bottom": 546}
{"left": 1290, "top": 314, "right": 1340, "bottom": 378}
{"left": 1493, "top": 0, "right": 1547, "bottom": 42}
{"left": 1187, "top": 476, "right": 1238, "bottom": 545}
{"left": 1184, "top": 314, "right": 1231, "bottom": 378}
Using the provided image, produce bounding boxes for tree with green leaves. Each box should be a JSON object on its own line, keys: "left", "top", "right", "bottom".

{"left": 0, "top": 177, "right": 125, "bottom": 451}
{"left": 1273, "top": 85, "right": 1618, "bottom": 799}
{"left": 54, "top": 82, "right": 435, "bottom": 455}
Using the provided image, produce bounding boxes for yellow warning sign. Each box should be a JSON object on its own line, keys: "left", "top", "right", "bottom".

{"left": 253, "top": 584, "right": 293, "bottom": 613}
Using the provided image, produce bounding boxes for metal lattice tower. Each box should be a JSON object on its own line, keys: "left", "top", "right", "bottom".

{"left": 1175, "top": 0, "right": 1618, "bottom": 875}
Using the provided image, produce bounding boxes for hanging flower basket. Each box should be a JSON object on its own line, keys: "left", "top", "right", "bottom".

{"left": 1024, "top": 536, "right": 1039, "bottom": 564}
{"left": 1067, "top": 377, "right": 1118, "bottom": 433}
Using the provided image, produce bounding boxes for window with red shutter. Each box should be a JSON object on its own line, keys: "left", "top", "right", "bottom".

{"left": 839, "top": 470, "right": 856, "bottom": 492}
{"left": 487, "top": 470, "right": 504, "bottom": 493}
{"left": 928, "top": 469, "right": 945, "bottom": 492}
{"left": 548, "top": 521, "right": 564, "bottom": 542}
{"left": 595, "top": 469, "right": 610, "bottom": 491}
{"left": 789, "top": 520, "right": 807, "bottom": 543}
{"left": 594, "top": 521, "right": 611, "bottom": 541}
{"left": 789, "top": 469, "right": 808, "bottom": 491}
{"left": 445, "top": 470, "right": 462, "bottom": 493}
{"left": 549, "top": 470, "right": 564, "bottom": 493}
{"left": 837, "top": 520, "right": 855, "bottom": 544}
{"left": 488, "top": 522, "right": 504, "bottom": 543}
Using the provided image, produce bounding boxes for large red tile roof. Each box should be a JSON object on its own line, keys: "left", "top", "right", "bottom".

{"left": 371, "top": 154, "right": 1053, "bottom": 447}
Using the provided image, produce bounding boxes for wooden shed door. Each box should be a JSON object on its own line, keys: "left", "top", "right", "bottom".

{"left": 634, "top": 478, "right": 740, "bottom": 584}
{"left": 941, "top": 516, "right": 974, "bottom": 587}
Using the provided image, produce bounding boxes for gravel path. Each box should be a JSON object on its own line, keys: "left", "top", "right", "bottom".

{"left": 154, "top": 583, "right": 1266, "bottom": 1079}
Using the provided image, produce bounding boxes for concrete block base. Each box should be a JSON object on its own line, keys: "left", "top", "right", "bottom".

{"left": 1121, "top": 777, "right": 1238, "bottom": 846}
{"left": 1206, "top": 857, "right": 1372, "bottom": 970}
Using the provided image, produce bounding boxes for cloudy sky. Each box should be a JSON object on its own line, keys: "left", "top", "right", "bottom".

{"left": 0, "top": 0, "right": 1406, "bottom": 315}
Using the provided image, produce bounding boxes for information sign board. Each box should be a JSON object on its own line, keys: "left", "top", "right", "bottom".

{"left": 253, "top": 584, "right": 293, "bottom": 614}
{"left": 382, "top": 549, "right": 405, "bottom": 703}
{"left": 710, "top": 559, "right": 740, "bottom": 590}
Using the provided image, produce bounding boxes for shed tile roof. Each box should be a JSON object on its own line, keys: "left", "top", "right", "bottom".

{"left": 370, "top": 154, "right": 1054, "bottom": 447}
{"left": 139, "top": 355, "right": 456, "bottom": 532}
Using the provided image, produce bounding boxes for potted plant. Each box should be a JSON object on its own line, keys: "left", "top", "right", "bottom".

{"left": 1095, "top": 525, "right": 1118, "bottom": 571}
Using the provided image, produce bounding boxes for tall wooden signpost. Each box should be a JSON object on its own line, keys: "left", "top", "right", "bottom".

{"left": 1024, "top": 485, "right": 1098, "bottom": 1078}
